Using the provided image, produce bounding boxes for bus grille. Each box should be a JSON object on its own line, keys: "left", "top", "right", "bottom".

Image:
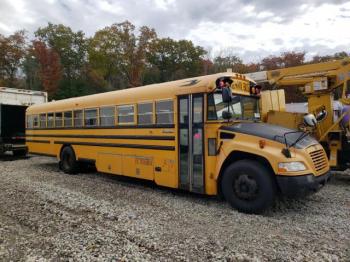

{"left": 309, "top": 149, "right": 328, "bottom": 172}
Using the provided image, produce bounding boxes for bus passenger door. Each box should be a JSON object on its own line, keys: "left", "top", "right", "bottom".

{"left": 178, "top": 94, "right": 204, "bottom": 193}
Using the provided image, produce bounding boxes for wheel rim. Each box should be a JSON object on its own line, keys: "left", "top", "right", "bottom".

{"left": 233, "top": 174, "right": 259, "bottom": 200}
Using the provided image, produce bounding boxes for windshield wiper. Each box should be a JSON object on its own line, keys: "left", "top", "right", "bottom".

{"left": 276, "top": 131, "right": 307, "bottom": 158}
{"left": 289, "top": 131, "right": 309, "bottom": 148}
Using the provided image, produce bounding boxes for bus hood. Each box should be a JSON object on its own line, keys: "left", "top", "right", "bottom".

{"left": 220, "top": 122, "right": 318, "bottom": 149}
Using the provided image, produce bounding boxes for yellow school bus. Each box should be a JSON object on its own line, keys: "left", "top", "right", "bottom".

{"left": 26, "top": 72, "right": 331, "bottom": 213}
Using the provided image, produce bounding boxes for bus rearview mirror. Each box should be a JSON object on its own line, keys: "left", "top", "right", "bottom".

{"left": 222, "top": 111, "right": 232, "bottom": 120}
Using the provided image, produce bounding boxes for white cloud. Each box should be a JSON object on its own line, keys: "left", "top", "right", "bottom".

{"left": 187, "top": 2, "right": 350, "bottom": 61}
{"left": 0, "top": 0, "right": 349, "bottom": 62}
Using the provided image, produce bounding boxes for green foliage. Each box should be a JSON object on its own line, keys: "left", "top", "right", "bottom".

{"left": 22, "top": 51, "right": 41, "bottom": 91}
{"left": 35, "top": 23, "right": 87, "bottom": 79}
{"left": 88, "top": 21, "right": 157, "bottom": 89}
{"left": 0, "top": 30, "right": 27, "bottom": 88}
{"left": 146, "top": 38, "right": 206, "bottom": 83}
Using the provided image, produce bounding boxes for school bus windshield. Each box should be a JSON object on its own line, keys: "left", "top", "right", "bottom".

{"left": 207, "top": 92, "right": 260, "bottom": 121}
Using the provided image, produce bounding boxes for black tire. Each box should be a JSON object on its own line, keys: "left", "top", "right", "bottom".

{"left": 60, "top": 146, "right": 79, "bottom": 174}
{"left": 221, "top": 160, "right": 276, "bottom": 214}
{"left": 13, "top": 149, "right": 27, "bottom": 157}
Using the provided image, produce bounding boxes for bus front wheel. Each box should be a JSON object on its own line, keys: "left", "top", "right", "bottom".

{"left": 60, "top": 146, "right": 79, "bottom": 174}
{"left": 221, "top": 160, "right": 276, "bottom": 214}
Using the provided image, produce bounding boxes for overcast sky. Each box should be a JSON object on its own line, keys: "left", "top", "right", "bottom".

{"left": 0, "top": 0, "right": 349, "bottom": 62}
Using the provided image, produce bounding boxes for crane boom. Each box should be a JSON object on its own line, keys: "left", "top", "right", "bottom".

{"left": 245, "top": 58, "right": 350, "bottom": 170}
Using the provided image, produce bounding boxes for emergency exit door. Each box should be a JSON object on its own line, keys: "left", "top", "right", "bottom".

{"left": 178, "top": 94, "right": 204, "bottom": 193}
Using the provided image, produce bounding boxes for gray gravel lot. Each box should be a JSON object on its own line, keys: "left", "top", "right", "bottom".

{"left": 0, "top": 155, "right": 349, "bottom": 261}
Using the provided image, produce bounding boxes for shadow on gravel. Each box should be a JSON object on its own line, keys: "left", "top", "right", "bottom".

{"left": 30, "top": 157, "right": 343, "bottom": 216}
{"left": 331, "top": 172, "right": 350, "bottom": 185}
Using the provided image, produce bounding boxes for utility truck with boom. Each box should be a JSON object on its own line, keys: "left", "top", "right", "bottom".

{"left": 246, "top": 58, "right": 350, "bottom": 170}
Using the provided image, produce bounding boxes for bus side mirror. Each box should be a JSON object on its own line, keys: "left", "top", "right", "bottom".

{"left": 303, "top": 113, "right": 317, "bottom": 127}
{"left": 316, "top": 109, "right": 327, "bottom": 122}
{"left": 222, "top": 87, "right": 232, "bottom": 103}
{"left": 222, "top": 111, "right": 232, "bottom": 120}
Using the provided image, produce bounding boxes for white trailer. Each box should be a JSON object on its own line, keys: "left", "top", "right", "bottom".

{"left": 0, "top": 87, "right": 47, "bottom": 156}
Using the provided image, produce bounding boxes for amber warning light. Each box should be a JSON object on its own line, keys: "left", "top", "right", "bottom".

{"left": 250, "top": 85, "right": 262, "bottom": 96}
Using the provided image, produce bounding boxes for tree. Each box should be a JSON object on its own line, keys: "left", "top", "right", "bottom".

{"left": 213, "top": 55, "right": 243, "bottom": 72}
{"left": 0, "top": 31, "right": 26, "bottom": 87}
{"left": 311, "top": 51, "right": 349, "bottom": 63}
{"left": 260, "top": 51, "right": 305, "bottom": 70}
{"left": 88, "top": 21, "right": 157, "bottom": 88}
{"left": 22, "top": 47, "right": 41, "bottom": 91}
{"left": 35, "top": 23, "right": 87, "bottom": 80}
{"left": 147, "top": 38, "right": 206, "bottom": 82}
{"left": 32, "top": 41, "right": 62, "bottom": 96}
{"left": 282, "top": 51, "right": 305, "bottom": 68}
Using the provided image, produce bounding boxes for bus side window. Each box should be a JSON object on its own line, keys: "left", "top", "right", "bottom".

{"left": 138, "top": 102, "right": 153, "bottom": 125}
{"left": 156, "top": 100, "right": 174, "bottom": 124}
{"left": 207, "top": 93, "right": 217, "bottom": 120}
{"left": 85, "top": 108, "right": 98, "bottom": 127}
{"left": 55, "top": 112, "right": 63, "bottom": 127}
{"left": 100, "top": 107, "right": 115, "bottom": 126}
{"left": 47, "top": 113, "right": 54, "bottom": 128}
{"left": 64, "top": 111, "right": 73, "bottom": 127}
{"left": 39, "top": 113, "right": 46, "bottom": 128}
{"left": 27, "top": 115, "right": 33, "bottom": 128}
{"left": 33, "top": 115, "right": 39, "bottom": 128}
{"left": 118, "top": 105, "right": 134, "bottom": 124}
{"left": 74, "top": 110, "right": 83, "bottom": 127}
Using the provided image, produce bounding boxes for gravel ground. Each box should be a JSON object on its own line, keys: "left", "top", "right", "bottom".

{"left": 0, "top": 155, "right": 349, "bottom": 261}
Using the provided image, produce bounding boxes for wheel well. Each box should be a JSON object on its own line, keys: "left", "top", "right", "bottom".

{"left": 217, "top": 151, "right": 276, "bottom": 197}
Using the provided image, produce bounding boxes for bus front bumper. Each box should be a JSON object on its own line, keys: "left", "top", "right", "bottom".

{"left": 276, "top": 171, "right": 332, "bottom": 197}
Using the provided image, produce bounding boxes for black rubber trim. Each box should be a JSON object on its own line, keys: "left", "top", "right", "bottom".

{"left": 29, "top": 152, "right": 56, "bottom": 157}
{"left": 220, "top": 132, "right": 235, "bottom": 139}
{"left": 26, "top": 139, "right": 51, "bottom": 144}
{"left": 276, "top": 171, "right": 331, "bottom": 197}
{"left": 54, "top": 141, "right": 175, "bottom": 151}
{"left": 25, "top": 134, "right": 175, "bottom": 141}
{"left": 78, "top": 158, "right": 96, "bottom": 164}
{"left": 26, "top": 124, "right": 175, "bottom": 130}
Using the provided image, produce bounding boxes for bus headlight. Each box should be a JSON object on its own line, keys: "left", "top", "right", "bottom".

{"left": 278, "top": 162, "right": 306, "bottom": 172}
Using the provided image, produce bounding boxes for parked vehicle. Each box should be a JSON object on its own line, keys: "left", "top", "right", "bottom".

{"left": 0, "top": 87, "right": 47, "bottom": 156}
{"left": 26, "top": 72, "right": 330, "bottom": 214}
{"left": 246, "top": 58, "right": 350, "bottom": 170}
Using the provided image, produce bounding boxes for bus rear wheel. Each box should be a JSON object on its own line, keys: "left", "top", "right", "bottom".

{"left": 221, "top": 160, "right": 276, "bottom": 214}
{"left": 60, "top": 146, "right": 79, "bottom": 174}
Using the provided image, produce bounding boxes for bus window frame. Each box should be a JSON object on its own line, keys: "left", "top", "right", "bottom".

{"left": 33, "top": 115, "right": 39, "bottom": 128}
{"left": 47, "top": 112, "right": 55, "bottom": 128}
{"left": 73, "top": 109, "right": 84, "bottom": 128}
{"left": 39, "top": 113, "right": 47, "bottom": 128}
{"left": 64, "top": 110, "right": 73, "bottom": 128}
{"left": 99, "top": 106, "right": 116, "bottom": 127}
{"left": 27, "top": 115, "right": 33, "bottom": 128}
{"left": 117, "top": 104, "right": 135, "bottom": 125}
{"left": 84, "top": 108, "right": 99, "bottom": 127}
{"left": 55, "top": 112, "right": 63, "bottom": 128}
{"left": 155, "top": 99, "right": 174, "bottom": 125}
{"left": 137, "top": 101, "right": 154, "bottom": 125}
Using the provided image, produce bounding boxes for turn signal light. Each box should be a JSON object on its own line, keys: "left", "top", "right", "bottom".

{"left": 259, "top": 140, "right": 266, "bottom": 149}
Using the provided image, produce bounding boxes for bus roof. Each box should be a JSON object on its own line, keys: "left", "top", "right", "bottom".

{"left": 27, "top": 72, "right": 252, "bottom": 114}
